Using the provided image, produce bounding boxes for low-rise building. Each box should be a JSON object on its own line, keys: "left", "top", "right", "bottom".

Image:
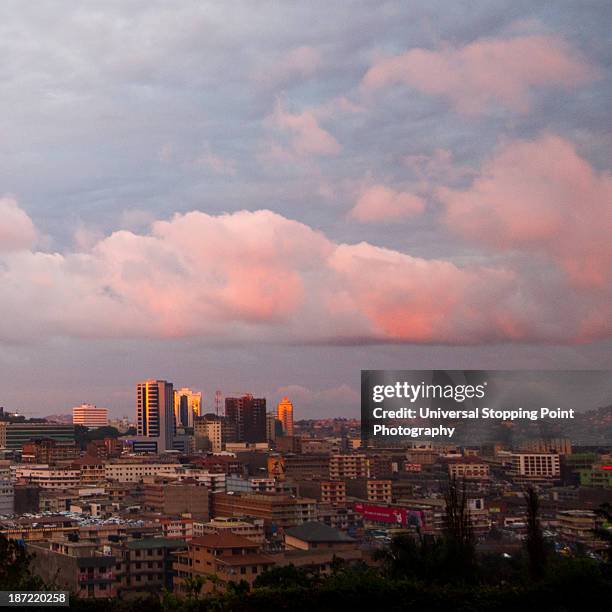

{"left": 212, "top": 492, "right": 316, "bottom": 534}
{"left": 284, "top": 521, "right": 357, "bottom": 552}
{"left": 192, "top": 516, "right": 265, "bottom": 543}
{"left": 27, "top": 540, "right": 116, "bottom": 599}
{"left": 174, "top": 533, "right": 275, "bottom": 594}
{"left": 143, "top": 479, "right": 209, "bottom": 520}
{"left": 112, "top": 537, "right": 186, "bottom": 599}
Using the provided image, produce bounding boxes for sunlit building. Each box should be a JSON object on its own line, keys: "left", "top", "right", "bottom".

{"left": 72, "top": 403, "right": 109, "bottom": 428}
{"left": 173, "top": 387, "right": 202, "bottom": 428}
{"left": 136, "top": 380, "right": 175, "bottom": 452}
{"left": 277, "top": 397, "right": 294, "bottom": 436}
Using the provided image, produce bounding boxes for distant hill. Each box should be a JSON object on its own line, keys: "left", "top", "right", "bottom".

{"left": 42, "top": 413, "right": 73, "bottom": 424}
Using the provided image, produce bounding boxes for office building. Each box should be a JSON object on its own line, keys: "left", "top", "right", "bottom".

{"left": 225, "top": 395, "right": 266, "bottom": 443}
{"left": 72, "top": 404, "right": 109, "bottom": 428}
{"left": 266, "top": 412, "right": 282, "bottom": 442}
{"left": 277, "top": 397, "right": 294, "bottom": 436}
{"left": 173, "top": 388, "right": 202, "bottom": 428}
{"left": 5, "top": 423, "right": 75, "bottom": 451}
{"left": 194, "top": 415, "right": 236, "bottom": 452}
{"left": 510, "top": 453, "right": 560, "bottom": 481}
{"left": 136, "top": 380, "right": 175, "bottom": 452}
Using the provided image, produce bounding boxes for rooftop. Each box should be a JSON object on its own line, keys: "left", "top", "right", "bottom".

{"left": 284, "top": 521, "right": 355, "bottom": 543}
{"left": 190, "top": 533, "right": 259, "bottom": 548}
{"left": 127, "top": 537, "right": 187, "bottom": 550}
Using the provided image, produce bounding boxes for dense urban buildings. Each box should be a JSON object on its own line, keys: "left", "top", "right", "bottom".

{"left": 0, "top": 385, "right": 608, "bottom": 604}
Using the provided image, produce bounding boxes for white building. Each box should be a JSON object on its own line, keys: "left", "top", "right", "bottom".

{"left": 13, "top": 465, "right": 81, "bottom": 489}
{"left": 72, "top": 403, "right": 109, "bottom": 428}
{"left": 104, "top": 462, "right": 179, "bottom": 482}
{"left": 510, "top": 453, "right": 560, "bottom": 480}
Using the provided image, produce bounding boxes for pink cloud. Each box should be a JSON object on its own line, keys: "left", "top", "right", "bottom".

{"left": 270, "top": 100, "right": 341, "bottom": 156}
{"left": 0, "top": 201, "right": 609, "bottom": 345}
{"left": 0, "top": 197, "right": 37, "bottom": 252}
{"left": 439, "top": 134, "right": 612, "bottom": 289}
{"left": 349, "top": 184, "right": 425, "bottom": 222}
{"left": 362, "top": 34, "right": 596, "bottom": 114}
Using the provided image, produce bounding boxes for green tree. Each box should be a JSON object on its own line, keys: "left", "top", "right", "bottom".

{"left": 182, "top": 574, "right": 205, "bottom": 600}
{"left": 593, "top": 502, "right": 612, "bottom": 570}
{"left": 253, "top": 564, "right": 315, "bottom": 590}
{"left": 524, "top": 487, "right": 547, "bottom": 580}
{"left": 0, "top": 533, "right": 42, "bottom": 589}
{"left": 443, "top": 475, "right": 476, "bottom": 581}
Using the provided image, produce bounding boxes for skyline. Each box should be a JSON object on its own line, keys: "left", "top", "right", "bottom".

{"left": 0, "top": 1, "right": 611, "bottom": 417}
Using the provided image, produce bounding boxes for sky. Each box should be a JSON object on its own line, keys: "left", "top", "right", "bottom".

{"left": 0, "top": 1, "right": 610, "bottom": 419}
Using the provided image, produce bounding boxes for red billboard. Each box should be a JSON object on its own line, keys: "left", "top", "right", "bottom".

{"left": 354, "top": 503, "right": 425, "bottom": 528}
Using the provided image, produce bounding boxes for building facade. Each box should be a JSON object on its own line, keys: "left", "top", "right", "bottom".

{"left": 72, "top": 404, "right": 109, "bottom": 428}
{"left": 276, "top": 397, "right": 294, "bottom": 436}
{"left": 136, "top": 380, "right": 175, "bottom": 452}
{"left": 225, "top": 395, "right": 266, "bottom": 443}
{"left": 173, "top": 388, "right": 202, "bottom": 428}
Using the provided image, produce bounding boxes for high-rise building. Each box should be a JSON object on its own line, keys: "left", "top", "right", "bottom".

{"left": 194, "top": 415, "right": 236, "bottom": 452}
{"left": 72, "top": 403, "right": 109, "bottom": 428}
{"left": 277, "top": 397, "right": 294, "bottom": 436}
{"left": 225, "top": 395, "right": 266, "bottom": 443}
{"left": 266, "top": 412, "right": 283, "bottom": 442}
{"left": 136, "top": 380, "right": 175, "bottom": 451}
{"left": 173, "top": 388, "right": 202, "bottom": 428}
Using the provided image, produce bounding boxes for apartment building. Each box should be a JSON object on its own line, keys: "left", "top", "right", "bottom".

{"left": 192, "top": 517, "right": 265, "bottom": 543}
{"left": 27, "top": 540, "right": 116, "bottom": 599}
{"left": 329, "top": 454, "right": 369, "bottom": 480}
{"left": 13, "top": 465, "right": 81, "bottom": 489}
{"left": 112, "top": 537, "right": 187, "bottom": 598}
{"left": 174, "top": 533, "right": 275, "bottom": 594}
{"left": 104, "top": 462, "right": 179, "bottom": 482}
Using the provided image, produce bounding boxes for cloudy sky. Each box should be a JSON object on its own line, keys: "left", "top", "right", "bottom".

{"left": 0, "top": 1, "right": 610, "bottom": 419}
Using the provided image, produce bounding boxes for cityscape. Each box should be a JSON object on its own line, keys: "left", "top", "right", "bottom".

{"left": 0, "top": 0, "right": 611, "bottom": 608}
{"left": 0, "top": 380, "right": 610, "bottom": 607}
